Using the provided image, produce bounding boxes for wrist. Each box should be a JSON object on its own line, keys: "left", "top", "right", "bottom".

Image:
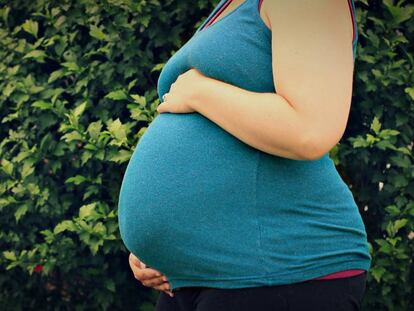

{"left": 189, "top": 73, "right": 212, "bottom": 112}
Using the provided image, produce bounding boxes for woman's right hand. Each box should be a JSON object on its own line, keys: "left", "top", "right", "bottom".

{"left": 128, "top": 253, "right": 174, "bottom": 297}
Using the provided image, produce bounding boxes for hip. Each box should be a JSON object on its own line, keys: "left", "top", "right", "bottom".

{"left": 155, "top": 271, "right": 368, "bottom": 311}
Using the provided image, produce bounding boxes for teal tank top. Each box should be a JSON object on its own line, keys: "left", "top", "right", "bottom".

{"left": 117, "top": 0, "right": 371, "bottom": 291}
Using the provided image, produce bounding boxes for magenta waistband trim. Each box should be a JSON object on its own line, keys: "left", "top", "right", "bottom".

{"left": 313, "top": 269, "right": 366, "bottom": 280}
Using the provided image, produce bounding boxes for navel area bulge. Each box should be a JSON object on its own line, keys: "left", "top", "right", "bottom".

{"left": 117, "top": 112, "right": 265, "bottom": 280}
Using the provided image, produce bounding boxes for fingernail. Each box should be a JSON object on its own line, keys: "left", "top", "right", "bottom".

{"left": 162, "top": 276, "right": 168, "bottom": 282}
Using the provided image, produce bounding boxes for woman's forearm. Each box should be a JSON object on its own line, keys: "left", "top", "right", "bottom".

{"left": 191, "top": 76, "right": 313, "bottom": 161}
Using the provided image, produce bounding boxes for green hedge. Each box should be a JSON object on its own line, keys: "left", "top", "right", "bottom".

{"left": 344, "top": 1, "right": 414, "bottom": 309}
{"left": 0, "top": 0, "right": 413, "bottom": 310}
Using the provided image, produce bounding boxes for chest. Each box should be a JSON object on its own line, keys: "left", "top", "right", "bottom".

{"left": 157, "top": 0, "right": 275, "bottom": 99}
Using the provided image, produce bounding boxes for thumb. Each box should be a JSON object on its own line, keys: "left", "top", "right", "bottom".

{"left": 157, "top": 103, "right": 166, "bottom": 112}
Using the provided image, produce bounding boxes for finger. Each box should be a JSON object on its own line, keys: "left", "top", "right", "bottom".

{"left": 162, "top": 289, "right": 174, "bottom": 298}
{"left": 142, "top": 276, "right": 168, "bottom": 287}
{"left": 134, "top": 268, "right": 164, "bottom": 281}
{"left": 128, "top": 255, "right": 161, "bottom": 277}
{"left": 129, "top": 253, "right": 141, "bottom": 268}
{"left": 157, "top": 103, "right": 166, "bottom": 113}
{"left": 153, "top": 282, "right": 172, "bottom": 292}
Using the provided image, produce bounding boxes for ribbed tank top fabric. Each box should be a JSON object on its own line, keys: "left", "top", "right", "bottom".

{"left": 117, "top": 0, "right": 370, "bottom": 292}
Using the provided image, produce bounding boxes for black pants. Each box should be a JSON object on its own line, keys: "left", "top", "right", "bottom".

{"left": 155, "top": 271, "right": 367, "bottom": 311}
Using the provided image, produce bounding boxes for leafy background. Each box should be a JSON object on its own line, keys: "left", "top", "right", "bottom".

{"left": 0, "top": 0, "right": 413, "bottom": 310}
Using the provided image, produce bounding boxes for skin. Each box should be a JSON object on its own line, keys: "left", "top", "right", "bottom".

{"left": 128, "top": 253, "right": 175, "bottom": 297}
{"left": 131, "top": 0, "right": 355, "bottom": 295}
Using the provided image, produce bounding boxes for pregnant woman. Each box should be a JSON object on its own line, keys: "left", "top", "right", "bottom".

{"left": 117, "top": 0, "right": 371, "bottom": 310}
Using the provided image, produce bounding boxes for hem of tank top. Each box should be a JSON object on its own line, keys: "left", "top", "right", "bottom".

{"left": 168, "top": 259, "right": 371, "bottom": 291}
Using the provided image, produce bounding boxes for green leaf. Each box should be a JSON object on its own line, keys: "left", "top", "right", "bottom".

{"left": 104, "top": 280, "right": 116, "bottom": 292}
{"left": 366, "top": 133, "right": 379, "bottom": 145}
{"left": 1, "top": 159, "right": 13, "bottom": 175}
{"left": 107, "top": 149, "right": 132, "bottom": 163}
{"left": 79, "top": 203, "right": 98, "bottom": 219}
{"left": 378, "top": 129, "right": 400, "bottom": 139}
{"left": 370, "top": 116, "right": 381, "bottom": 134}
{"left": 61, "top": 131, "right": 83, "bottom": 142}
{"left": 48, "top": 69, "right": 65, "bottom": 83}
{"left": 3, "top": 82, "right": 16, "bottom": 97}
{"left": 383, "top": 1, "right": 414, "bottom": 24}
{"left": 32, "top": 100, "right": 53, "bottom": 110}
{"left": 385, "top": 205, "right": 400, "bottom": 217}
{"left": 21, "top": 162, "right": 35, "bottom": 179}
{"left": 376, "top": 238, "right": 393, "bottom": 254}
{"left": 376, "top": 140, "right": 396, "bottom": 151}
{"left": 23, "top": 50, "right": 47, "bottom": 62}
{"left": 61, "top": 61, "right": 80, "bottom": 72}
{"left": 151, "top": 63, "right": 165, "bottom": 73}
{"left": 74, "top": 101, "right": 87, "bottom": 117}
{"left": 107, "top": 118, "right": 127, "bottom": 142}
{"left": 87, "top": 120, "right": 103, "bottom": 140}
{"left": 105, "top": 90, "right": 128, "bottom": 101}
{"left": 3, "top": 251, "right": 17, "bottom": 261}
{"left": 15, "top": 204, "right": 28, "bottom": 222}
{"left": 127, "top": 79, "right": 138, "bottom": 91}
{"left": 65, "top": 175, "right": 87, "bottom": 185}
{"left": 89, "top": 25, "right": 108, "bottom": 41}
{"left": 54, "top": 220, "right": 77, "bottom": 234}
{"left": 405, "top": 87, "right": 414, "bottom": 101}
{"left": 370, "top": 266, "right": 386, "bottom": 283}
{"left": 22, "top": 19, "right": 38, "bottom": 37}
{"left": 93, "top": 222, "right": 106, "bottom": 235}
{"left": 394, "top": 218, "right": 408, "bottom": 233}
{"left": 131, "top": 94, "right": 146, "bottom": 106}
{"left": 96, "top": 149, "right": 105, "bottom": 160}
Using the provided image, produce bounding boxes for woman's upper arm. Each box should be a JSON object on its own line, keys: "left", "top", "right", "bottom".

{"left": 265, "top": 0, "right": 356, "bottom": 159}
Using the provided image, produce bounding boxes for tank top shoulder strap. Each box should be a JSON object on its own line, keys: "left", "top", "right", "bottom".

{"left": 195, "top": 0, "right": 228, "bottom": 34}
{"left": 347, "top": 0, "right": 358, "bottom": 60}
{"left": 196, "top": 0, "right": 270, "bottom": 34}
{"left": 348, "top": 0, "right": 358, "bottom": 44}
{"left": 243, "top": 0, "right": 272, "bottom": 37}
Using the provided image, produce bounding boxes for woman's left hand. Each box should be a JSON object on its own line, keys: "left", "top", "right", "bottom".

{"left": 157, "top": 68, "right": 206, "bottom": 114}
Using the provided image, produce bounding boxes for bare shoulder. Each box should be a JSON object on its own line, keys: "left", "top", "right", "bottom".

{"left": 260, "top": 0, "right": 354, "bottom": 42}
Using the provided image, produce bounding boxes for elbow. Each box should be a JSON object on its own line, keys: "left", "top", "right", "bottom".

{"left": 299, "top": 132, "right": 332, "bottom": 161}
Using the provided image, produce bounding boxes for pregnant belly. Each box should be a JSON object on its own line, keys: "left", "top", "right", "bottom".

{"left": 117, "top": 113, "right": 263, "bottom": 280}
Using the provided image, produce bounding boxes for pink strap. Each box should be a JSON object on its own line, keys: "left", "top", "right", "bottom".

{"left": 204, "top": 0, "right": 233, "bottom": 29}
